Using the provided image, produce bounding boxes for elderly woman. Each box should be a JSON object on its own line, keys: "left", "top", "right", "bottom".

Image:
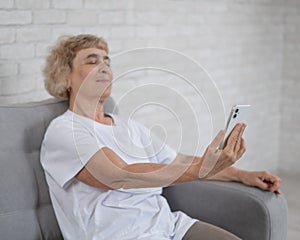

{"left": 41, "top": 34, "right": 281, "bottom": 240}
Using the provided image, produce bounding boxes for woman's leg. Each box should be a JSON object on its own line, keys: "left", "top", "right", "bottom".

{"left": 182, "top": 221, "right": 241, "bottom": 240}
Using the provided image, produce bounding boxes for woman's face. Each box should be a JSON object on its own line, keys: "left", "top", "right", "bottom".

{"left": 68, "top": 47, "right": 113, "bottom": 102}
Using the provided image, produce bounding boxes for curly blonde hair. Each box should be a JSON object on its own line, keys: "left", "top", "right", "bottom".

{"left": 43, "top": 34, "right": 109, "bottom": 99}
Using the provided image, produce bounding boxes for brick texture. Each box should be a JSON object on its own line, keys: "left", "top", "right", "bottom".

{"left": 279, "top": 2, "right": 300, "bottom": 173}
{"left": 0, "top": 0, "right": 14, "bottom": 9}
{"left": 33, "top": 10, "right": 66, "bottom": 24}
{"left": 0, "top": 28, "right": 15, "bottom": 44}
{"left": 15, "top": 0, "right": 50, "bottom": 9}
{"left": 0, "top": 10, "right": 32, "bottom": 25}
{"left": 0, "top": 0, "right": 299, "bottom": 173}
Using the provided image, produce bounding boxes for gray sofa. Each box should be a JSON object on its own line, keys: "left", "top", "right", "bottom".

{"left": 0, "top": 98, "right": 288, "bottom": 240}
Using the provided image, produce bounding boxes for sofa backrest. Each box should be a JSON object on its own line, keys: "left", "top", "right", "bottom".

{"left": 0, "top": 99, "right": 67, "bottom": 240}
{"left": 0, "top": 97, "right": 116, "bottom": 240}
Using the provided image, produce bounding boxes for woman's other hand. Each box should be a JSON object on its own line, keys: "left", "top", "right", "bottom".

{"left": 239, "top": 170, "right": 282, "bottom": 194}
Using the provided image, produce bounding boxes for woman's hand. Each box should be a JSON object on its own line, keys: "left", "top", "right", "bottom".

{"left": 199, "top": 123, "right": 247, "bottom": 179}
{"left": 239, "top": 170, "right": 282, "bottom": 194}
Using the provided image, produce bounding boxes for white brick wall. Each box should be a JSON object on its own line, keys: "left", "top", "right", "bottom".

{"left": 52, "top": 0, "right": 82, "bottom": 9}
{"left": 0, "top": 29, "right": 15, "bottom": 43}
{"left": 0, "top": 0, "right": 14, "bottom": 8}
{"left": 15, "top": 0, "right": 50, "bottom": 9}
{"left": 0, "top": 0, "right": 298, "bottom": 173}
{"left": 16, "top": 27, "right": 51, "bottom": 42}
{"left": 67, "top": 11, "right": 98, "bottom": 26}
{"left": 1, "top": 43, "right": 35, "bottom": 59}
{"left": 279, "top": 1, "right": 300, "bottom": 173}
{"left": 0, "top": 10, "right": 32, "bottom": 25}
{"left": 33, "top": 10, "right": 66, "bottom": 24}
{"left": 0, "top": 62, "right": 18, "bottom": 77}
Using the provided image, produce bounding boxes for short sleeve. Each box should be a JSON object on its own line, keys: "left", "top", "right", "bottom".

{"left": 40, "top": 116, "right": 104, "bottom": 188}
{"left": 133, "top": 121, "right": 177, "bottom": 164}
{"left": 149, "top": 133, "right": 177, "bottom": 164}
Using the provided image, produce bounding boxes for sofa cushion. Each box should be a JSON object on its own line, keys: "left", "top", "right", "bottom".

{"left": 0, "top": 98, "right": 68, "bottom": 240}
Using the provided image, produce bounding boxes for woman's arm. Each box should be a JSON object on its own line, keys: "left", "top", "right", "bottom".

{"left": 76, "top": 124, "right": 246, "bottom": 190}
{"left": 76, "top": 149, "right": 202, "bottom": 190}
{"left": 207, "top": 166, "right": 282, "bottom": 194}
{"left": 206, "top": 166, "right": 241, "bottom": 182}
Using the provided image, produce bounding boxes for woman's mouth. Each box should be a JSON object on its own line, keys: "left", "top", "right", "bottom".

{"left": 96, "top": 79, "right": 110, "bottom": 83}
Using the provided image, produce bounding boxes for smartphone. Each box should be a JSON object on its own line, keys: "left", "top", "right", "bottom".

{"left": 219, "top": 105, "right": 251, "bottom": 149}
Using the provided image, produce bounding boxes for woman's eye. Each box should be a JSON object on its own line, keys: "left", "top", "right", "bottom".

{"left": 88, "top": 61, "right": 97, "bottom": 64}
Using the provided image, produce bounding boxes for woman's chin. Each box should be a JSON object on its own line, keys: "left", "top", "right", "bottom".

{"left": 98, "top": 90, "right": 111, "bottom": 102}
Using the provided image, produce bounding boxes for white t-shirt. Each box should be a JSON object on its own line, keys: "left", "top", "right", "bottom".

{"left": 40, "top": 110, "right": 196, "bottom": 240}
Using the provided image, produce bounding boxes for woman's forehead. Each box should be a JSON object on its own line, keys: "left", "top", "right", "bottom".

{"left": 75, "top": 47, "right": 108, "bottom": 59}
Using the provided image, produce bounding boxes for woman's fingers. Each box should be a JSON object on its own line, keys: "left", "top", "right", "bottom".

{"left": 225, "top": 123, "right": 245, "bottom": 152}
{"left": 257, "top": 171, "right": 282, "bottom": 194}
{"left": 234, "top": 124, "right": 246, "bottom": 152}
{"left": 237, "top": 138, "right": 246, "bottom": 159}
{"left": 242, "top": 171, "right": 283, "bottom": 195}
{"left": 263, "top": 174, "right": 282, "bottom": 193}
{"left": 254, "top": 178, "right": 270, "bottom": 191}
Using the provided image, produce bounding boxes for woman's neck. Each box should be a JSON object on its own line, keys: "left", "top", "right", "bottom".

{"left": 69, "top": 97, "right": 113, "bottom": 125}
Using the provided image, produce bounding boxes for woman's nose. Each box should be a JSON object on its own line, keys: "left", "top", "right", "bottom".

{"left": 97, "top": 63, "right": 109, "bottom": 74}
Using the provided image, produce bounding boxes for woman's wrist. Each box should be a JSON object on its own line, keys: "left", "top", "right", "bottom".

{"left": 206, "top": 166, "right": 246, "bottom": 182}
{"left": 233, "top": 168, "right": 248, "bottom": 183}
{"left": 222, "top": 167, "right": 246, "bottom": 183}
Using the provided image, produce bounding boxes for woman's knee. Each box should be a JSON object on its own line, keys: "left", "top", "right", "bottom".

{"left": 182, "top": 221, "right": 241, "bottom": 240}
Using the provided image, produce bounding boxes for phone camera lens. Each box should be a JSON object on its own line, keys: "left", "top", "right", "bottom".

{"left": 233, "top": 114, "right": 237, "bottom": 118}
{"left": 235, "top": 109, "right": 239, "bottom": 113}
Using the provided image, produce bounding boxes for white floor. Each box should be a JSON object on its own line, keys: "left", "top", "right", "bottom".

{"left": 278, "top": 170, "right": 300, "bottom": 240}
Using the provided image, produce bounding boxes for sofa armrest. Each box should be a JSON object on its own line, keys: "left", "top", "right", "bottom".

{"left": 162, "top": 181, "right": 288, "bottom": 240}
